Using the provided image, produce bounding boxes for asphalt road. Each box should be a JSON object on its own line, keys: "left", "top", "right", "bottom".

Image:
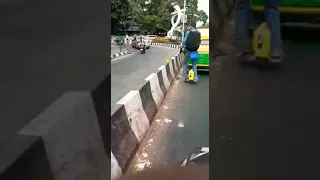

{"left": 127, "top": 71, "right": 209, "bottom": 172}
{"left": 111, "top": 46, "right": 178, "bottom": 106}
{"left": 210, "top": 26, "right": 320, "bottom": 179}
{"left": 126, "top": 26, "right": 320, "bottom": 178}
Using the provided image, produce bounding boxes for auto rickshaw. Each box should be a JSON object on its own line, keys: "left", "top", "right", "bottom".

{"left": 115, "top": 35, "right": 126, "bottom": 45}
{"left": 247, "top": 0, "right": 315, "bottom": 66}
{"left": 251, "top": 0, "right": 320, "bottom": 24}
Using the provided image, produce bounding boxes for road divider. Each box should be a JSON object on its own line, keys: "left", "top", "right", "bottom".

{"left": 111, "top": 49, "right": 184, "bottom": 179}
{"left": 111, "top": 49, "right": 133, "bottom": 59}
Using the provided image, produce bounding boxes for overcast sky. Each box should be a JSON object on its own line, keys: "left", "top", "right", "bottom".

{"left": 197, "top": 0, "right": 209, "bottom": 26}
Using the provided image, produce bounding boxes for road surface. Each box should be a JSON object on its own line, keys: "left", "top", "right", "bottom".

{"left": 127, "top": 71, "right": 209, "bottom": 172}
{"left": 126, "top": 26, "right": 320, "bottom": 178}
{"left": 111, "top": 46, "right": 178, "bottom": 106}
{"left": 209, "top": 26, "right": 320, "bottom": 179}
{"left": 111, "top": 43, "right": 130, "bottom": 55}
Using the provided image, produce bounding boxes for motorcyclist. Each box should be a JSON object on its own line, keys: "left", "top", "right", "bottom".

{"left": 180, "top": 25, "right": 201, "bottom": 82}
{"left": 139, "top": 36, "right": 144, "bottom": 43}
{"left": 235, "top": 0, "right": 283, "bottom": 62}
{"left": 139, "top": 36, "right": 146, "bottom": 52}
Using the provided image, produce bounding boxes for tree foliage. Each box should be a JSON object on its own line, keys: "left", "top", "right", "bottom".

{"left": 111, "top": 0, "right": 208, "bottom": 34}
{"left": 111, "top": 0, "right": 131, "bottom": 32}
{"left": 197, "top": 23, "right": 209, "bottom": 29}
{"left": 196, "top": 10, "right": 209, "bottom": 26}
{"left": 175, "top": 0, "right": 208, "bottom": 27}
{"left": 128, "top": 0, "right": 173, "bottom": 34}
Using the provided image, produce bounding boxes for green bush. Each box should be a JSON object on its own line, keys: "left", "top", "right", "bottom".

{"left": 152, "top": 38, "right": 169, "bottom": 43}
{"left": 168, "top": 39, "right": 181, "bottom": 45}
{"left": 152, "top": 38, "right": 181, "bottom": 45}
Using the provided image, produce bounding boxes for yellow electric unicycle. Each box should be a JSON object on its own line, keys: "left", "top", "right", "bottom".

{"left": 252, "top": 22, "right": 283, "bottom": 68}
{"left": 188, "top": 69, "right": 195, "bottom": 81}
{"left": 240, "top": 22, "right": 283, "bottom": 68}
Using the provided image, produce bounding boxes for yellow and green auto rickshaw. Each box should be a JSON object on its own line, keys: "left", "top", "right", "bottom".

{"left": 187, "top": 35, "right": 209, "bottom": 71}
{"left": 251, "top": 0, "right": 320, "bottom": 23}
{"left": 248, "top": 0, "right": 320, "bottom": 66}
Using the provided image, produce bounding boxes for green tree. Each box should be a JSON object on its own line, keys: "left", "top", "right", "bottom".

{"left": 196, "top": 10, "right": 208, "bottom": 26}
{"left": 197, "top": 23, "right": 209, "bottom": 29}
{"left": 175, "top": 0, "right": 208, "bottom": 27}
{"left": 111, "top": 0, "right": 131, "bottom": 33}
{"left": 129, "top": 0, "right": 173, "bottom": 34}
{"left": 126, "top": 0, "right": 208, "bottom": 34}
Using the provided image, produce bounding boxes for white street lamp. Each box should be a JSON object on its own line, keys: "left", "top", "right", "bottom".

{"left": 181, "top": 0, "right": 187, "bottom": 41}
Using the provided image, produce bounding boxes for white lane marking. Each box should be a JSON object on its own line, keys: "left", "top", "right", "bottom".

{"left": 111, "top": 51, "right": 137, "bottom": 63}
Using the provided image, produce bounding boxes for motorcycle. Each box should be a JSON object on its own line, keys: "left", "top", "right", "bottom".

{"left": 181, "top": 147, "right": 209, "bottom": 166}
{"left": 139, "top": 44, "right": 146, "bottom": 54}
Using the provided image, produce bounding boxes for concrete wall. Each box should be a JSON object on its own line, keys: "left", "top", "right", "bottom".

{"left": 0, "top": 0, "right": 112, "bottom": 179}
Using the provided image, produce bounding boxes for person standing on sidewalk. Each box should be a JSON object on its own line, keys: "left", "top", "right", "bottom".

{"left": 180, "top": 25, "right": 201, "bottom": 82}
{"left": 235, "top": 0, "right": 283, "bottom": 62}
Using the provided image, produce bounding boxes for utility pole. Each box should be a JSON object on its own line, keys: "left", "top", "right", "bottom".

{"left": 181, "top": 0, "right": 187, "bottom": 42}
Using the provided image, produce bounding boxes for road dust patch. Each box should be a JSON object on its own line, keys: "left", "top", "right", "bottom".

{"left": 164, "top": 118, "right": 172, "bottom": 124}
{"left": 128, "top": 70, "right": 184, "bottom": 173}
{"left": 178, "top": 122, "right": 184, "bottom": 127}
{"left": 132, "top": 138, "right": 154, "bottom": 172}
{"left": 131, "top": 117, "right": 182, "bottom": 172}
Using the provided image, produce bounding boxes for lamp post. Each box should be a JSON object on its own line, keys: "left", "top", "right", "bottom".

{"left": 181, "top": 0, "right": 187, "bottom": 41}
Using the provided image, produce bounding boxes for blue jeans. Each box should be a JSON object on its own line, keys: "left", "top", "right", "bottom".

{"left": 182, "top": 51, "right": 198, "bottom": 80}
{"left": 235, "top": 0, "right": 282, "bottom": 55}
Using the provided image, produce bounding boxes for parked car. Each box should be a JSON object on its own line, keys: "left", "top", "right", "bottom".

{"left": 146, "top": 35, "right": 157, "bottom": 42}
{"left": 141, "top": 36, "right": 150, "bottom": 49}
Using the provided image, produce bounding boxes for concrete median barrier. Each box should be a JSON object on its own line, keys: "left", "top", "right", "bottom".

{"left": 0, "top": 74, "right": 112, "bottom": 180}
{"left": 0, "top": 91, "right": 111, "bottom": 180}
{"left": 111, "top": 52, "right": 184, "bottom": 179}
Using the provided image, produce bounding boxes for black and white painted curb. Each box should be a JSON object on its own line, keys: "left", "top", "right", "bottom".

{"left": 111, "top": 52, "right": 184, "bottom": 179}
{"left": 151, "top": 43, "right": 180, "bottom": 49}
{"left": 111, "top": 49, "right": 133, "bottom": 59}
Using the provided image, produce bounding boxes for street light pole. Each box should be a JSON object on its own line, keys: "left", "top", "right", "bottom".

{"left": 181, "top": 0, "right": 186, "bottom": 42}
